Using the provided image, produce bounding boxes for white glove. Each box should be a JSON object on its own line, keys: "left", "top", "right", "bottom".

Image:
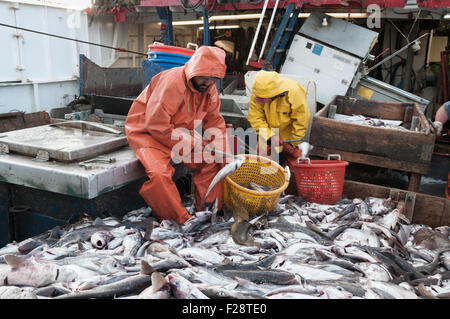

{"left": 433, "top": 121, "right": 443, "bottom": 136}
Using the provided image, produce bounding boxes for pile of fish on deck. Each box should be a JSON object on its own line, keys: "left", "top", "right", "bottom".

{"left": 0, "top": 194, "right": 449, "bottom": 299}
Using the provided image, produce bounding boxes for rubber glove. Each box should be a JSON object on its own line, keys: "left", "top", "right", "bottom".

{"left": 283, "top": 143, "right": 302, "bottom": 159}
{"left": 433, "top": 121, "right": 443, "bottom": 136}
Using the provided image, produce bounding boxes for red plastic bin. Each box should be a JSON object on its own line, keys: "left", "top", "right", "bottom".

{"left": 288, "top": 155, "right": 349, "bottom": 205}
{"left": 148, "top": 44, "right": 195, "bottom": 57}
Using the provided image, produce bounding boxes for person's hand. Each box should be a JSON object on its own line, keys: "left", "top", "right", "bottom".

{"left": 433, "top": 121, "right": 443, "bottom": 136}
{"left": 268, "top": 135, "right": 283, "bottom": 147}
{"left": 283, "top": 143, "right": 302, "bottom": 159}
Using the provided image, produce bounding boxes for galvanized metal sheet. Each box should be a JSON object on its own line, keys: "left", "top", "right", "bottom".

{"left": 0, "top": 147, "right": 146, "bottom": 199}
{"left": 299, "top": 11, "right": 378, "bottom": 59}
{"left": 0, "top": 122, "right": 127, "bottom": 162}
{"left": 349, "top": 76, "right": 431, "bottom": 112}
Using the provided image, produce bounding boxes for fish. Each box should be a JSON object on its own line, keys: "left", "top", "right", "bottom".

{"left": 413, "top": 228, "right": 450, "bottom": 251}
{"left": 0, "top": 191, "right": 449, "bottom": 300}
{"left": 298, "top": 142, "right": 313, "bottom": 159}
{"left": 367, "top": 280, "right": 419, "bottom": 299}
{"left": 0, "top": 286, "right": 37, "bottom": 299}
{"left": 54, "top": 273, "right": 152, "bottom": 299}
{"left": 0, "top": 255, "right": 77, "bottom": 288}
{"left": 90, "top": 231, "right": 113, "bottom": 249}
{"left": 230, "top": 213, "right": 261, "bottom": 248}
{"left": 203, "top": 156, "right": 245, "bottom": 204}
{"left": 221, "top": 269, "right": 299, "bottom": 285}
{"left": 177, "top": 247, "right": 226, "bottom": 265}
{"left": 414, "top": 248, "right": 450, "bottom": 275}
{"left": 239, "top": 182, "right": 276, "bottom": 192}
{"left": 146, "top": 242, "right": 192, "bottom": 268}
{"left": 167, "top": 272, "right": 209, "bottom": 299}
{"left": 0, "top": 244, "right": 20, "bottom": 257}
{"left": 52, "top": 224, "right": 117, "bottom": 248}
{"left": 138, "top": 272, "right": 171, "bottom": 299}
{"left": 213, "top": 254, "right": 278, "bottom": 272}
{"left": 263, "top": 285, "right": 318, "bottom": 298}
{"left": 355, "top": 262, "right": 392, "bottom": 282}
{"left": 121, "top": 231, "right": 143, "bottom": 257}
{"left": 198, "top": 285, "right": 265, "bottom": 299}
{"left": 273, "top": 260, "right": 344, "bottom": 281}
{"left": 53, "top": 263, "right": 153, "bottom": 299}
{"left": 178, "top": 267, "right": 238, "bottom": 287}
{"left": 182, "top": 210, "right": 214, "bottom": 234}
{"left": 45, "top": 254, "right": 126, "bottom": 275}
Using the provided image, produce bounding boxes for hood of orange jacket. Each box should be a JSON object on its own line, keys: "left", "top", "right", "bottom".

{"left": 125, "top": 46, "right": 228, "bottom": 156}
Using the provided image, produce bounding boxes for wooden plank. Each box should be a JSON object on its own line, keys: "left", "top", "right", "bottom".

{"left": 310, "top": 146, "right": 430, "bottom": 174}
{"left": 343, "top": 180, "right": 450, "bottom": 227}
{"left": 413, "top": 104, "right": 430, "bottom": 132}
{"left": 434, "top": 142, "right": 450, "bottom": 155}
{"left": 0, "top": 112, "right": 51, "bottom": 133}
{"left": 335, "top": 95, "right": 412, "bottom": 121}
{"left": 407, "top": 173, "right": 422, "bottom": 192}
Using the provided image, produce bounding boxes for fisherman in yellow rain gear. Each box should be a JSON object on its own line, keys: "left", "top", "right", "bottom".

{"left": 248, "top": 70, "right": 311, "bottom": 166}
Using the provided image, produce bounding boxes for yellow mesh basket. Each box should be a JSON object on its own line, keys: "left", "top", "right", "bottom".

{"left": 224, "top": 154, "right": 289, "bottom": 215}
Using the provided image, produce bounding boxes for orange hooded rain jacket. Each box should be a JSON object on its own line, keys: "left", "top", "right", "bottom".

{"left": 125, "top": 46, "right": 228, "bottom": 224}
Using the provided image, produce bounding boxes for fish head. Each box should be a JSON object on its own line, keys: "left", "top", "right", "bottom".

{"left": 101, "top": 257, "right": 126, "bottom": 274}
{"left": 90, "top": 231, "right": 110, "bottom": 249}
{"left": 233, "top": 156, "right": 245, "bottom": 170}
{"left": 55, "top": 266, "right": 78, "bottom": 283}
{"left": 204, "top": 198, "right": 219, "bottom": 214}
{"left": 167, "top": 273, "right": 190, "bottom": 299}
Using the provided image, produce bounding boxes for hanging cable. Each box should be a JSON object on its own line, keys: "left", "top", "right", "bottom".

{"left": 407, "top": 8, "right": 422, "bottom": 41}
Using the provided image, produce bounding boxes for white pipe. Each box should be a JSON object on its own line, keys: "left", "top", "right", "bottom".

{"left": 32, "top": 83, "right": 39, "bottom": 112}
{"left": 258, "top": 0, "right": 279, "bottom": 61}
{"left": 246, "top": 0, "right": 269, "bottom": 66}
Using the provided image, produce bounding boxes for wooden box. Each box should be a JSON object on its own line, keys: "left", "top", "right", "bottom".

{"left": 309, "top": 96, "right": 435, "bottom": 191}
{"left": 310, "top": 96, "right": 436, "bottom": 190}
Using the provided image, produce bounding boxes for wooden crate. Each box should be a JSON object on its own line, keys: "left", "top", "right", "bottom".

{"left": 309, "top": 96, "right": 436, "bottom": 192}
{"left": 343, "top": 180, "right": 450, "bottom": 227}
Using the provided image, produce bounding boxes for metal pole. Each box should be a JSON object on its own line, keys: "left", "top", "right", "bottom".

{"left": 365, "top": 33, "right": 430, "bottom": 75}
{"left": 246, "top": 0, "right": 269, "bottom": 65}
{"left": 156, "top": 7, "right": 174, "bottom": 46}
{"left": 441, "top": 51, "right": 448, "bottom": 102}
{"left": 203, "top": 1, "right": 209, "bottom": 46}
{"left": 258, "top": 0, "right": 280, "bottom": 61}
{"left": 203, "top": 146, "right": 236, "bottom": 158}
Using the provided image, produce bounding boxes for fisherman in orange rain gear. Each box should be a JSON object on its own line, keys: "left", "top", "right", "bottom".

{"left": 125, "top": 46, "right": 230, "bottom": 224}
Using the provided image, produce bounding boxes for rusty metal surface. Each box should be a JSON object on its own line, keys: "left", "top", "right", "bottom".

{"left": 80, "top": 54, "right": 144, "bottom": 98}
{"left": 0, "top": 122, "right": 127, "bottom": 162}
